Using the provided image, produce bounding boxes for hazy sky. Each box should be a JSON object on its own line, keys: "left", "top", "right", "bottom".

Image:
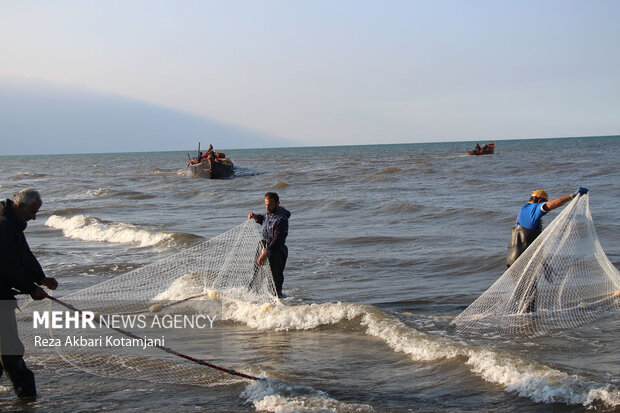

{"left": 1, "top": 0, "right": 619, "bottom": 153}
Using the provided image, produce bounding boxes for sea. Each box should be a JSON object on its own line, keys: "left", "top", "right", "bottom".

{"left": 0, "top": 136, "right": 618, "bottom": 412}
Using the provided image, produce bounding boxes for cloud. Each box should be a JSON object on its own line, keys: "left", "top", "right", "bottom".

{"left": 0, "top": 77, "right": 290, "bottom": 155}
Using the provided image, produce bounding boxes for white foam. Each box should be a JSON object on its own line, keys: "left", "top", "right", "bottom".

{"left": 585, "top": 385, "right": 620, "bottom": 408}
{"left": 61, "top": 188, "right": 110, "bottom": 200}
{"left": 223, "top": 300, "right": 366, "bottom": 331}
{"left": 242, "top": 379, "right": 373, "bottom": 413}
{"left": 222, "top": 299, "right": 619, "bottom": 409}
{"left": 86, "top": 188, "right": 110, "bottom": 197}
{"left": 45, "top": 214, "right": 173, "bottom": 247}
{"left": 465, "top": 348, "right": 608, "bottom": 406}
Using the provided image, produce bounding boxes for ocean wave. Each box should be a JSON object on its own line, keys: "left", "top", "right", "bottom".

{"left": 148, "top": 167, "right": 176, "bottom": 175}
{"left": 87, "top": 188, "right": 111, "bottom": 197}
{"left": 363, "top": 174, "right": 397, "bottom": 183}
{"left": 219, "top": 299, "right": 618, "bottom": 409}
{"left": 13, "top": 172, "right": 46, "bottom": 179}
{"left": 62, "top": 188, "right": 112, "bottom": 200}
{"left": 64, "top": 262, "right": 141, "bottom": 277}
{"left": 233, "top": 168, "right": 260, "bottom": 177}
{"left": 50, "top": 207, "right": 93, "bottom": 216}
{"left": 173, "top": 188, "right": 202, "bottom": 199}
{"left": 332, "top": 235, "right": 415, "bottom": 246}
{"left": 381, "top": 200, "right": 423, "bottom": 214}
{"left": 62, "top": 188, "right": 156, "bottom": 201}
{"left": 242, "top": 379, "right": 373, "bottom": 413}
{"left": 376, "top": 167, "right": 402, "bottom": 174}
{"left": 45, "top": 214, "right": 179, "bottom": 247}
{"left": 322, "top": 199, "right": 362, "bottom": 211}
{"left": 113, "top": 190, "right": 155, "bottom": 200}
{"left": 176, "top": 169, "right": 193, "bottom": 176}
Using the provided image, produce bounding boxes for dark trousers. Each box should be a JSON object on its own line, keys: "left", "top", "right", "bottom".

{"left": 0, "top": 301, "right": 36, "bottom": 398}
{"left": 269, "top": 245, "right": 288, "bottom": 297}
{"left": 249, "top": 241, "right": 288, "bottom": 297}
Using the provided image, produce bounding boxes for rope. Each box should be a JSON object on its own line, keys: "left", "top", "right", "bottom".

{"left": 46, "top": 295, "right": 262, "bottom": 381}
{"left": 193, "top": 165, "right": 212, "bottom": 178}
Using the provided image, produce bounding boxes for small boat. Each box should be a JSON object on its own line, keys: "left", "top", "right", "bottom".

{"left": 188, "top": 156, "right": 234, "bottom": 179}
{"left": 187, "top": 143, "right": 235, "bottom": 179}
{"left": 467, "top": 142, "right": 495, "bottom": 155}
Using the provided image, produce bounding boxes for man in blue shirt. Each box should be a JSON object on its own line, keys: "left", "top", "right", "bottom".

{"left": 507, "top": 187, "right": 588, "bottom": 267}
{"left": 506, "top": 187, "right": 588, "bottom": 314}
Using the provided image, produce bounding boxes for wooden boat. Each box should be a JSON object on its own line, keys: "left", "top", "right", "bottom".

{"left": 188, "top": 155, "right": 234, "bottom": 179}
{"left": 187, "top": 143, "right": 234, "bottom": 179}
{"left": 467, "top": 142, "right": 495, "bottom": 155}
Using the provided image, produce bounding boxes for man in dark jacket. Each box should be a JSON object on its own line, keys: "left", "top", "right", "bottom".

{"left": 1, "top": 189, "right": 58, "bottom": 399}
{"left": 248, "top": 192, "right": 291, "bottom": 298}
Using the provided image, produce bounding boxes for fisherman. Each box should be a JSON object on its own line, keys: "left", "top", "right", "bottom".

{"left": 507, "top": 187, "right": 588, "bottom": 267}
{"left": 475, "top": 143, "right": 481, "bottom": 154}
{"left": 201, "top": 144, "right": 214, "bottom": 165}
{"left": 248, "top": 192, "right": 291, "bottom": 298}
{"left": 506, "top": 187, "right": 588, "bottom": 313}
{"left": 0, "top": 189, "right": 58, "bottom": 399}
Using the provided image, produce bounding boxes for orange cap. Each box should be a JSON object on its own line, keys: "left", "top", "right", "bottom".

{"left": 531, "top": 190, "right": 549, "bottom": 201}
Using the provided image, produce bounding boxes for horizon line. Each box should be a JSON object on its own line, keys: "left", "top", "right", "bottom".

{"left": 2, "top": 134, "right": 618, "bottom": 157}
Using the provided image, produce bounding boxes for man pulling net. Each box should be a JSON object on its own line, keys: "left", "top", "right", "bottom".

{"left": 506, "top": 187, "right": 588, "bottom": 313}
{"left": 248, "top": 192, "right": 291, "bottom": 298}
{"left": 454, "top": 189, "right": 620, "bottom": 336}
{"left": 17, "top": 219, "right": 278, "bottom": 388}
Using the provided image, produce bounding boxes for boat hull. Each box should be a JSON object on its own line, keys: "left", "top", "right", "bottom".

{"left": 467, "top": 142, "right": 495, "bottom": 155}
{"left": 189, "top": 159, "right": 234, "bottom": 179}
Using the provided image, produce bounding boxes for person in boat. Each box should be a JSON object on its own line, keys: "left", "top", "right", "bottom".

{"left": 207, "top": 148, "right": 215, "bottom": 161}
{"left": 481, "top": 144, "right": 488, "bottom": 152}
{"left": 199, "top": 144, "right": 215, "bottom": 165}
{"left": 0, "top": 189, "right": 58, "bottom": 399}
{"left": 248, "top": 192, "right": 291, "bottom": 298}
{"left": 475, "top": 143, "right": 481, "bottom": 153}
{"left": 506, "top": 187, "right": 588, "bottom": 312}
{"left": 194, "top": 145, "right": 215, "bottom": 164}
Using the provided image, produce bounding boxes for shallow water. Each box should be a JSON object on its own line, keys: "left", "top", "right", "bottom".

{"left": 0, "top": 136, "right": 618, "bottom": 411}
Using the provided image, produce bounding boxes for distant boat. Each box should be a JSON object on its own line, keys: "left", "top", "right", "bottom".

{"left": 468, "top": 142, "right": 495, "bottom": 155}
{"left": 187, "top": 143, "right": 235, "bottom": 179}
{"left": 188, "top": 156, "right": 234, "bottom": 179}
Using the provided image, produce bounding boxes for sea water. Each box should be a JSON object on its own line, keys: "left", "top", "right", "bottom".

{"left": 0, "top": 136, "right": 618, "bottom": 412}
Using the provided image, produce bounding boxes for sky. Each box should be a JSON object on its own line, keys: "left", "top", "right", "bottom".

{"left": 1, "top": 0, "right": 620, "bottom": 154}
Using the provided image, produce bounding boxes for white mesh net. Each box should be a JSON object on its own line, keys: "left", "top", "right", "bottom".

{"left": 17, "top": 220, "right": 277, "bottom": 386}
{"left": 453, "top": 194, "right": 620, "bottom": 336}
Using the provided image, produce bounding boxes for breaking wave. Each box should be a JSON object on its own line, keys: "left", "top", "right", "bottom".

{"left": 220, "top": 299, "right": 619, "bottom": 409}
{"left": 242, "top": 379, "right": 373, "bottom": 412}
{"left": 45, "top": 214, "right": 179, "bottom": 247}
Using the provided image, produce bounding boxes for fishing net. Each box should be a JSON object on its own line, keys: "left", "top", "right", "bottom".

{"left": 17, "top": 220, "right": 277, "bottom": 386}
{"left": 453, "top": 194, "right": 620, "bottom": 336}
